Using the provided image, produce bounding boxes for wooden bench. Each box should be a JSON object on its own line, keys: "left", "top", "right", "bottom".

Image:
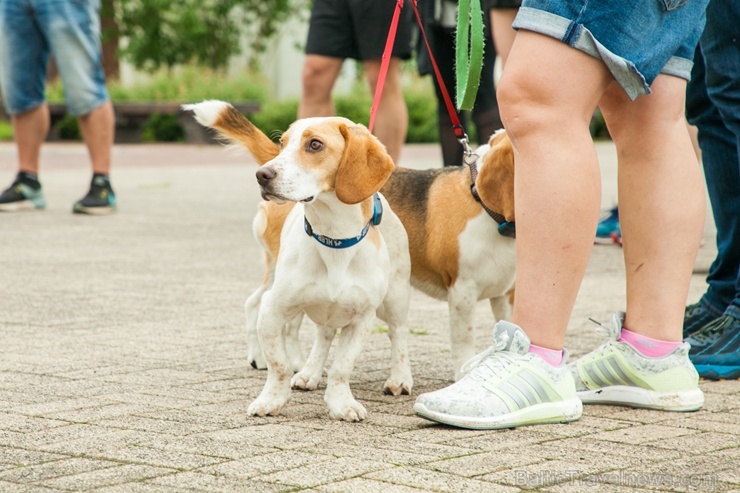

{"left": 0, "top": 101, "right": 261, "bottom": 144}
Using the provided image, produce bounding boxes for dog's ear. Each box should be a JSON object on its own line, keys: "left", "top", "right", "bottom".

{"left": 334, "top": 123, "right": 395, "bottom": 204}
{"left": 476, "top": 131, "right": 515, "bottom": 222}
{"left": 183, "top": 100, "right": 279, "bottom": 164}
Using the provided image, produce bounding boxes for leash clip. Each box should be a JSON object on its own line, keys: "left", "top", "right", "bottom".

{"left": 458, "top": 135, "right": 478, "bottom": 166}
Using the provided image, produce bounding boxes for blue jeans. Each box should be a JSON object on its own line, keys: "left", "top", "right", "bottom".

{"left": 0, "top": 0, "right": 108, "bottom": 116}
{"left": 514, "top": 0, "right": 708, "bottom": 100}
{"left": 685, "top": 0, "right": 740, "bottom": 320}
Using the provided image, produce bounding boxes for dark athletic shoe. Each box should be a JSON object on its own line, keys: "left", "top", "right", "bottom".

{"left": 0, "top": 172, "right": 46, "bottom": 212}
{"left": 73, "top": 174, "right": 117, "bottom": 215}
{"left": 690, "top": 313, "right": 740, "bottom": 380}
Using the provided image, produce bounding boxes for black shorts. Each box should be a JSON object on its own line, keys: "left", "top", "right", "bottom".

{"left": 305, "top": 0, "right": 414, "bottom": 60}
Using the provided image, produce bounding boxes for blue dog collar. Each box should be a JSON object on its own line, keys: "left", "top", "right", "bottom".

{"left": 304, "top": 193, "right": 383, "bottom": 249}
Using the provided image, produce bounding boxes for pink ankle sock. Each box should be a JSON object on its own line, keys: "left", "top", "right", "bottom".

{"left": 618, "top": 328, "right": 682, "bottom": 358}
{"left": 529, "top": 344, "right": 564, "bottom": 366}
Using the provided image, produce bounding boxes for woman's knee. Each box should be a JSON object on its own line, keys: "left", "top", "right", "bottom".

{"left": 601, "top": 75, "right": 689, "bottom": 143}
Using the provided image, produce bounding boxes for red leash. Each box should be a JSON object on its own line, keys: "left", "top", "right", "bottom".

{"left": 368, "top": 0, "right": 404, "bottom": 134}
{"left": 369, "top": 0, "right": 475, "bottom": 159}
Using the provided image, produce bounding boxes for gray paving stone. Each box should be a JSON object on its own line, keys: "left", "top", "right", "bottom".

{"left": 318, "top": 478, "right": 428, "bottom": 492}
{"left": 200, "top": 450, "right": 332, "bottom": 479}
{"left": 0, "top": 457, "right": 119, "bottom": 484}
{"left": 254, "top": 456, "right": 393, "bottom": 489}
{"left": 584, "top": 424, "right": 701, "bottom": 446}
{"left": 39, "top": 464, "right": 175, "bottom": 491}
{"left": 150, "top": 471, "right": 286, "bottom": 493}
{"left": 364, "top": 466, "right": 519, "bottom": 492}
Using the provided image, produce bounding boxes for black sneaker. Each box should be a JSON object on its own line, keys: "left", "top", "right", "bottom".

{"left": 73, "top": 174, "right": 117, "bottom": 215}
{"left": 0, "top": 172, "right": 46, "bottom": 212}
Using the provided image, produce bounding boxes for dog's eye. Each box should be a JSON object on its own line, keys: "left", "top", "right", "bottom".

{"left": 307, "top": 139, "right": 324, "bottom": 152}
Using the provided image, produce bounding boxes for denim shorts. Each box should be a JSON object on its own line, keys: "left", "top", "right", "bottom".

{"left": 0, "top": 0, "right": 108, "bottom": 116}
{"left": 513, "top": 0, "right": 709, "bottom": 100}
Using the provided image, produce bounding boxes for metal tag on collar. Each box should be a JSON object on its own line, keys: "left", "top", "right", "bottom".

{"left": 497, "top": 221, "right": 516, "bottom": 238}
{"left": 372, "top": 193, "right": 383, "bottom": 226}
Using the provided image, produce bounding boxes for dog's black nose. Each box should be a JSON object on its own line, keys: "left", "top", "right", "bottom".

{"left": 256, "top": 167, "right": 276, "bottom": 186}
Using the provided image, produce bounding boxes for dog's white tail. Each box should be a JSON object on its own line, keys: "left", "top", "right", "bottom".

{"left": 181, "top": 100, "right": 279, "bottom": 164}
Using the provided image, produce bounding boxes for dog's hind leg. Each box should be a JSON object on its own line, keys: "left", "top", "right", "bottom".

{"left": 489, "top": 289, "right": 513, "bottom": 325}
{"left": 448, "top": 282, "right": 479, "bottom": 381}
{"left": 291, "top": 324, "right": 334, "bottom": 391}
{"left": 245, "top": 288, "right": 267, "bottom": 370}
{"left": 377, "top": 293, "right": 413, "bottom": 396}
{"left": 285, "top": 313, "right": 306, "bottom": 373}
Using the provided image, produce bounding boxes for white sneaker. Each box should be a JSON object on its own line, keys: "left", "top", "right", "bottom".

{"left": 414, "top": 321, "right": 582, "bottom": 430}
{"left": 569, "top": 312, "right": 704, "bottom": 412}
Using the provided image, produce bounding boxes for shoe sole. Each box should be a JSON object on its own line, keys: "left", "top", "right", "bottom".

{"left": 73, "top": 206, "right": 117, "bottom": 215}
{"left": 0, "top": 200, "right": 44, "bottom": 212}
{"left": 413, "top": 398, "right": 583, "bottom": 430}
{"left": 694, "top": 365, "right": 740, "bottom": 381}
{"left": 577, "top": 386, "right": 704, "bottom": 411}
{"left": 594, "top": 236, "right": 616, "bottom": 245}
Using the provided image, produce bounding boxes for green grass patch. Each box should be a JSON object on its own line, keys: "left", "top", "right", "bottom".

{"left": 0, "top": 119, "right": 13, "bottom": 141}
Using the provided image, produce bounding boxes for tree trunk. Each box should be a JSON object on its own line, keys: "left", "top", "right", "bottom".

{"left": 101, "top": 0, "right": 120, "bottom": 80}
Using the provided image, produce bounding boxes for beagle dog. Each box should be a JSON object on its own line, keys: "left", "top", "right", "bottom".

{"left": 184, "top": 101, "right": 413, "bottom": 421}
{"left": 184, "top": 101, "right": 516, "bottom": 383}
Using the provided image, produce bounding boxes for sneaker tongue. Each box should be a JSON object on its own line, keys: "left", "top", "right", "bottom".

{"left": 609, "top": 312, "right": 625, "bottom": 340}
{"left": 493, "top": 321, "right": 531, "bottom": 355}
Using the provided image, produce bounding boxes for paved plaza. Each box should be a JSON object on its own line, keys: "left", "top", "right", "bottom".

{"left": 0, "top": 140, "right": 738, "bottom": 492}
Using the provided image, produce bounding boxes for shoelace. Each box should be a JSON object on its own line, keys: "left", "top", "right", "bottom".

{"left": 459, "top": 337, "right": 518, "bottom": 379}
{"left": 691, "top": 315, "right": 733, "bottom": 343}
{"left": 685, "top": 303, "right": 705, "bottom": 320}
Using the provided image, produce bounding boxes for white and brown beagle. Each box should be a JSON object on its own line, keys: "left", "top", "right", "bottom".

{"left": 184, "top": 101, "right": 414, "bottom": 421}
{"left": 184, "top": 101, "right": 516, "bottom": 384}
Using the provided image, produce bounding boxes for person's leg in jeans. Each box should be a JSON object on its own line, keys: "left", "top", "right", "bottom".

{"left": 0, "top": 0, "right": 49, "bottom": 211}
{"left": 684, "top": 0, "right": 740, "bottom": 379}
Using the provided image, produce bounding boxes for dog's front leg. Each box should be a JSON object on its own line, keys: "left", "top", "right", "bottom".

{"left": 292, "top": 324, "right": 335, "bottom": 391}
{"left": 247, "top": 293, "right": 294, "bottom": 417}
{"left": 324, "top": 313, "right": 374, "bottom": 421}
{"left": 448, "top": 283, "right": 479, "bottom": 381}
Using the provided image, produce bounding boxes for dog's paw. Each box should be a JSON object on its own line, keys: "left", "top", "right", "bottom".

{"left": 247, "top": 397, "right": 286, "bottom": 417}
{"left": 247, "top": 350, "right": 268, "bottom": 371}
{"left": 383, "top": 378, "right": 412, "bottom": 396}
{"left": 291, "top": 371, "right": 321, "bottom": 391}
{"left": 327, "top": 398, "right": 367, "bottom": 422}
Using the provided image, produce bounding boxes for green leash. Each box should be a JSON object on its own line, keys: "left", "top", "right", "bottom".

{"left": 455, "top": 0, "right": 485, "bottom": 110}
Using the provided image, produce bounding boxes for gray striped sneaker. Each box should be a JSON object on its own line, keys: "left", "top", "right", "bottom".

{"left": 413, "top": 321, "right": 582, "bottom": 430}
{"left": 569, "top": 312, "right": 704, "bottom": 412}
